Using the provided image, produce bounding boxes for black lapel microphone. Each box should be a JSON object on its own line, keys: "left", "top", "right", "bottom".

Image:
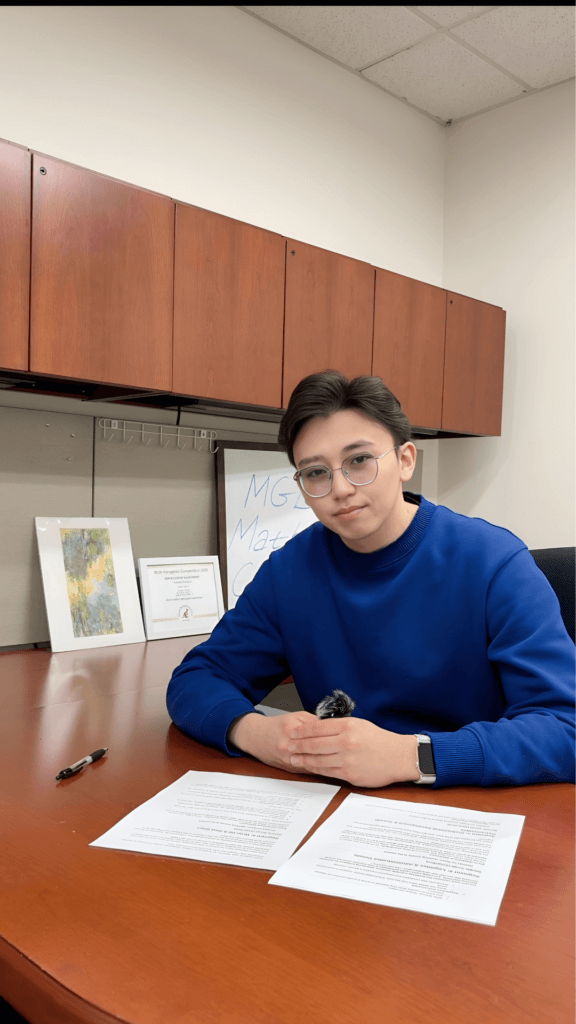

{"left": 315, "top": 689, "right": 356, "bottom": 719}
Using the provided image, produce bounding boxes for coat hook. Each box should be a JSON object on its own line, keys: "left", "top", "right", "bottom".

{"left": 99, "top": 418, "right": 114, "bottom": 442}
{"left": 97, "top": 418, "right": 216, "bottom": 451}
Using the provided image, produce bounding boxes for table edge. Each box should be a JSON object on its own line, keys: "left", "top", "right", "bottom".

{"left": 0, "top": 933, "right": 124, "bottom": 1024}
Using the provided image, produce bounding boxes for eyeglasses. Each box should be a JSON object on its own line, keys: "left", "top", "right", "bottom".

{"left": 293, "top": 446, "right": 399, "bottom": 497}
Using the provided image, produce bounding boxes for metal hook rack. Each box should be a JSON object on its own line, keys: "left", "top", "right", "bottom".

{"left": 98, "top": 419, "right": 218, "bottom": 453}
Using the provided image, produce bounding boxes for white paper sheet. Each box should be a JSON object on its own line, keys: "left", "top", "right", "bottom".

{"left": 269, "top": 794, "right": 525, "bottom": 925}
{"left": 90, "top": 771, "right": 339, "bottom": 870}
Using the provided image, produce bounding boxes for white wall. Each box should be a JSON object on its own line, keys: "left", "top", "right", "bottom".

{"left": 0, "top": 5, "right": 444, "bottom": 281}
{"left": 441, "top": 82, "right": 575, "bottom": 548}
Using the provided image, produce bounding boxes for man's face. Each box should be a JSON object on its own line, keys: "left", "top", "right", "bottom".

{"left": 292, "top": 409, "right": 417, "bottom": 553}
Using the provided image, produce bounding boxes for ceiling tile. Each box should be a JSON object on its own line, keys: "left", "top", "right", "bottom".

{"left": 451, "top": 6, "right": 576, "bottom": 89}
{"left": 363, "top": 33, "right": 525, "bottom": 121}
{"left": 243, "top": 6, "right": 433, "bottom": 69}
{"left": 414, "top": 7, "right": 493, "bottom": 28}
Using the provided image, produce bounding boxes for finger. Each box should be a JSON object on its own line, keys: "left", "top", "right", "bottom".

{"left": 289, "top": 719, "right": 345, "bottom": 739}
{"left": 287, "top": 736, "right": 343, "bottom": 755}
{"left": 290, "top": 711, "right": 318, "bottom": 724}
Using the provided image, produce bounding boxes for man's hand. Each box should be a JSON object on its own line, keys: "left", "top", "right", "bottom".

{"left": 229, "top": 712, "right": 421, "bottom": 788}
{"left": 228, "top": 711, "right": 320, "bottom": 774}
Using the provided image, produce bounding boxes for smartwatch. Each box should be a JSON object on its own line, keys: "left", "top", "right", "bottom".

{"left": 413, "top": 734, "right": 436, "bottom": 785}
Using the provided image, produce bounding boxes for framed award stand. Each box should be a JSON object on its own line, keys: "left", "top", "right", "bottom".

{"left": 138, "top": 555, "right": 224, "bottom": 640}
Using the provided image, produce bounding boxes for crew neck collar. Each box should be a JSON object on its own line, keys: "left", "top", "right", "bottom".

{"left": 329, "top": 493, "right": 435, "bottom": 570}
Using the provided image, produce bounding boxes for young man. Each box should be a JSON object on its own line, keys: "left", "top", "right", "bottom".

{"left": 167, "top": 372, "right": 575, "bottom": 788}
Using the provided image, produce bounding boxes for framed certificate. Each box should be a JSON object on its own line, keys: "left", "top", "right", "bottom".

{"left": 138, "top": 556, "right": 225, "bottom": 640}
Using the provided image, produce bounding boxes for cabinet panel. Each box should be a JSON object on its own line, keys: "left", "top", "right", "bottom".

{"left": 30, "top": 155, "right": 174, "bottom": 390}
{"left": 283, "top": 241, "right": 375, "bottom": 407}
{"left": 443, "top": 293, "right": 506, "bottom": 435}
{"left": 373, "top": 270, "right": 445, "bottom": 429}
{"left": 0, "top": 406, "right": 92, "bottom": 646}
{"left": 174, "top": 206, "right": 285, "bottom": 407}
{"left": 0, "top": 140, "right": 30, "bottom": 371}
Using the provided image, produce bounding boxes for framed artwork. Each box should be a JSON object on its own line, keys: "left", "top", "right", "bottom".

{"left": 138, "top": 556, "right": 225, "bottom": 640}
{"left": 35, "top": 517, "right": 145, "bottom": 652}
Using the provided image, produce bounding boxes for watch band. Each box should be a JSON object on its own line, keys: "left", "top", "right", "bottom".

{"left": 413, "top": 734, "right": 436, "bottom": 785}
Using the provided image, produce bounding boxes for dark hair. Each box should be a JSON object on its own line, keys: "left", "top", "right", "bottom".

{"left": 278, "top": 370, "right": 413, "bottom": 467}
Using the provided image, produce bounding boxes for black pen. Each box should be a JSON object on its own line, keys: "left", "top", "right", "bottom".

{"left": 55, "top": 748, "right": 108, "bottom": 780}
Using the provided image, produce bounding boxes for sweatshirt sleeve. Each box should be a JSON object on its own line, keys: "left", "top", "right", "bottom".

{"left": 431, "top": 548, "right": 575, "bottom": 786}
{"left": 166, "top": 557, "right": 290, "bottom": 755}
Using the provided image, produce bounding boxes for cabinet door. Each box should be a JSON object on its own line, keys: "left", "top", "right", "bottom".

{"left": 30, "top": 155, "right": 174, "bottom": 390}
{"left": 443, "top": 293, "right": 506, "bottom": 435}
{"left": 283, "top": 241, "right": 375, "bottom": 406}
{"left": 373, "top": 270, "right": 445, "bottom": 429}
{"left": 0, "top": 140, "right": 30, "bottom": 371}
{"left": 174, "top": 206, "right": 285, "bottom": 407}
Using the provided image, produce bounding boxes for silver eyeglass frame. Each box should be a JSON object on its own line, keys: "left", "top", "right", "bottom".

{"left": 293, "top": 445, "right": 399, "bottom": 497}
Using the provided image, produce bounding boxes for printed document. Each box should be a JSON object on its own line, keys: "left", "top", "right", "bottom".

{"left": 269, "top": 794, "right": 524, "bottom": 925}
{"left": 90, "top": 771, "right": 339, "bottom": 870}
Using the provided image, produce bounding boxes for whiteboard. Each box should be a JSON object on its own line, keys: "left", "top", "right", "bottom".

{"left": 218, "top": 446, "right": 316, "bottom": 608}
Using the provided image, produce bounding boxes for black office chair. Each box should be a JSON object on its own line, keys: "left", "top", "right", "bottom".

{"left": 0, "top": 997, "right": 28, "bottom": 1024}
{"left": 529, "top": 547, "right": 575, "bottom": 643}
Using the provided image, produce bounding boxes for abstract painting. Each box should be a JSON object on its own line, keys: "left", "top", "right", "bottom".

{"left": 60, "top": 527, "right": 123, "bottom": 637}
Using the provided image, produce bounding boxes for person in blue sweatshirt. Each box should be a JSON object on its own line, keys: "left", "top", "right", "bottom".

{"left": 167, "top": 371, "right": 575, "bottom": 788}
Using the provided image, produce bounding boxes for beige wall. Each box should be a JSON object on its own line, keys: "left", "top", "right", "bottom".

{"left": 440, "top": 82, "right": 575, "bottom": 548}
{"left": 0, "top": 405, "right": 92, "bottom": 645}
{"left": 0, "top": 392, "right": 278, "bottom": 646}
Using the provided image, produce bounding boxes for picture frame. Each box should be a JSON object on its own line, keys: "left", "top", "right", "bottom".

{"left": 35, "top": 517, "right": 145, "bottom": 653}
{"left": 137, "top": 555, "right": 225, "bottom": 641}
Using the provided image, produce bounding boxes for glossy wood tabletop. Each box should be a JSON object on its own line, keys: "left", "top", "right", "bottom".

{"left": 1, "top": 641, "right": 574, "bottom": 1024}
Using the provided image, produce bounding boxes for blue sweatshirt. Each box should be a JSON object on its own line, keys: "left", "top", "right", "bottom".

{"left": 167, "top": 494, "right": 575, "bottom": 787}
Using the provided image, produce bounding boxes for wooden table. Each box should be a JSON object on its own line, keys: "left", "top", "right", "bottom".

{"left": 0, "top": 640, "right": 574, "bottom": 1024}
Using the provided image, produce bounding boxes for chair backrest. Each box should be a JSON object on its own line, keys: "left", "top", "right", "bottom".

{"left": 529, "top": 547, "right": 575, "bottom": 643}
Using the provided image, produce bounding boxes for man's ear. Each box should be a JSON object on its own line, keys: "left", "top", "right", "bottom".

{"left": 399, "top": 443, "right": 417, "bottom": 481}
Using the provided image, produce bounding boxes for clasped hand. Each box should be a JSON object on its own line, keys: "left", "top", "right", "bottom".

{"left": 229, "top": 710, "right": 420, "bottom": 788}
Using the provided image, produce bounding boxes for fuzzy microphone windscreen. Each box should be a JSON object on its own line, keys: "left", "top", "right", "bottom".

{"left": 315, "top": 689, "right": 356, "bottom": 719}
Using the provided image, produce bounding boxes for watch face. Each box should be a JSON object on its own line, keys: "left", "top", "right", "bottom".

{"left": 418, "top": 742, "right": 436, "bottom": 775}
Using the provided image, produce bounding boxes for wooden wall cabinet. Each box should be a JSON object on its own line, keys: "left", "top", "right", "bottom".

{"left": 30, "top": 155, "right": 174, "bottom": 391}
{"left": 443, "top": 292, "right": 506, "bottom": 435}
{"left": 373, "top": 269, "right": 446, "bottom": 430}
{"left": 0, "top": 137, "right": 507, "bottom": 437}
{"left": 0, "top": 140, "right": 30, "bottom": 372}
{"left": 174, "top": 206, "right": 285, "bottom": 407}
{"left": 373, "top": 269, "right": 506, "bottom": 436}
{"left": 282, "top": 240, "right": 375, "bottom": 407}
